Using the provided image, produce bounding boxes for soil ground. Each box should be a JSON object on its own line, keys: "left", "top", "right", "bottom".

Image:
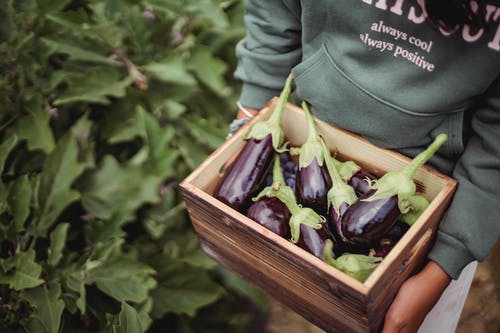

{"left": 265, "top": 241, "right": 500, "bottom": 333}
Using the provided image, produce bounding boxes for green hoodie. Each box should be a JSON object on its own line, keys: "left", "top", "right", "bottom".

{"left": 235, "top": 0, "right": 500, "bottom": 279}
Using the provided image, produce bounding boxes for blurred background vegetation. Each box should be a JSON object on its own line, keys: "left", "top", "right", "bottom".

{"left": 0, "top": 1, "right": 272, "bottom": 332}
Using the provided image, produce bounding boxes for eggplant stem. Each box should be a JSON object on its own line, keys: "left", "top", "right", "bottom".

{"left": 268, "top": 74, "right": 294, "bottom": 126}
{"left": 245, "top": 74, "right": 294, "bottom": 151}
{"left": 302, "top": 101, "right": 319, "bottom": 142}
{"left": 321, "top": 140, "right": 343, "bottom": 186}
{"left": 402, "top": 134, "right": 447, "bottom": 179}
{"left": 297, "top": 101, "right": 325, "bottom": 167}
{"left": 272, "top": 155, "right": 286, "bottom": 185}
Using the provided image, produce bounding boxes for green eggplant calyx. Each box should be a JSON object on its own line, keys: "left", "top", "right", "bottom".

{"left": 289, "top": 207, "right": 325, "bottom": 243}
{"left": 363, "top": 171, "right": 417, "bottom": 212}
{"left": 321, "top": 139, "right": 357, "bottom": 212}
{"left": 361, "top": 134, "right": 447, "bottom": 213}
{"left": 327, "top": 185, "right": 358, "bottom": 214}
{"left": 298, "top": 141, "right": 324, "bottom": 169}
{"left": 332, "top": 158, "right": 361, "bottom": 182}
{"left": 323, "top": 240, "right": 382, "bottom": 282}
{"left": 297, "top": 101, "right": 325, "bottom": 168}
{"left": 401, "top": 194, "right": 430, "bottom": 225}
{"left": 245, "top": 74, "right": 294, "bottom": 152}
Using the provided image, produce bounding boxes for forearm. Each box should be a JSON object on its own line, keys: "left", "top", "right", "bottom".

{"left": 235, "top": 0, "right": 302, "bottom": 109}
{"left": 382, "top": 260, "right": 451, "bottom": 333}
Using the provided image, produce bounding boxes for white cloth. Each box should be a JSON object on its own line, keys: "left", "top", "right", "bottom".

{"left": 418, "top": 261, "right": 478, "bottom": 333}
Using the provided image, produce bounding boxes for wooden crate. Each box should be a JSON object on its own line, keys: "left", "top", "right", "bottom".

{"left": 180, "top": 98, "right": 457, "bottom": 333}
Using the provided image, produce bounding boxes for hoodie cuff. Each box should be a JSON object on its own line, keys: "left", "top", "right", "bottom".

{"left": 239, "top": 82, "right": 282, "bottom": 110}
{"left": 427, "top": 230, "right": 476, "bottom": 280}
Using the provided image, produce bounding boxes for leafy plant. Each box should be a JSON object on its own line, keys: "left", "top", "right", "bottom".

{"left": 0, "top": 1, "right": 268, "bottom": 332}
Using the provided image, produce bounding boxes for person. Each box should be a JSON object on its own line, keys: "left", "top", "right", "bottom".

{"left": 231, "top": 0, "right": 500, "bottom": 332}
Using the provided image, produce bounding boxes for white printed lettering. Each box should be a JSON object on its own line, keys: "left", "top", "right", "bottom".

{"left": 486, "top": 5, "right": 500, "bottom": 51}
{"left": 390, "top": 0, "right": 405, "bottom": 15}
{"left": 375, "top": 0, "right": 388, "bottom": 10}
{"left": 463, "top": 25, "right": 484, "bottom": 42}
{"left": 409, "top": 36, "right": 433, "bottom": 52}
{"left": 488, "top": 23, "right": 500, "bottom": 51}
{"left": 393, "top": 46, "right": 435, "bottom": 71}
{"left": 360, "top": 0, "right": 500, "bottom": 52}
{"left": 407, "top": 0, "right": 426, "bottom": 24}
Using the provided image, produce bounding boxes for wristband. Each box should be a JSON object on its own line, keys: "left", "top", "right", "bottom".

{"left": 236, "top": 101, "right": 255, "bottom": 118}
{"left": 226, "top": 101, "right": 255, "bottom": 139}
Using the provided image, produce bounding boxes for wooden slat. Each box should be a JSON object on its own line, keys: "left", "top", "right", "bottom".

{"left": 181, "top": 186, "right": 371, "bottom": 333}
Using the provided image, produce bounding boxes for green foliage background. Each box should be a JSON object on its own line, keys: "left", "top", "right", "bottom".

{"left": 0, "top": 1, "right": 269, "bottom": 332}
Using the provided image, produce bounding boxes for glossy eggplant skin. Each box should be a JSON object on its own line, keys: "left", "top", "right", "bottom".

{"left": 328, "top": 201, "right": 350, "bottom": 244}
{"left": 297, "top": 224, "right": 333, "bottom": 259}
{"left": 214, "top": 134, "right": 274, "bottom": 212}
{"left": 369, "top": 221, "right": 410, "bottom": 257}
{"left": 297, "top": 157, "right": 332, "bottom": 215}
{"left": 246, "top": 197, "right": 291, "bottom": 238}
{"left": 341, "top": 189, "right": 400, "bottom": 244}
{"left": 348, "top": 170, "right": 378, "bottom": 196}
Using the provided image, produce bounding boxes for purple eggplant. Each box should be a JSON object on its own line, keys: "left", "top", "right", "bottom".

{"left": 294, "top": 102, "right": 332, "bottom": 215}
{"left": 215, "top": 135, "right": 275, "bottom": 212}
{"left": 341, "top": 134, "right": 448, "bottom": 244}
{"left": 342, "top": 189, "right": 401, "bottom": 244}
{"left": 247, "top": 196, "right": 291, "bottom": 238}
{"left": 214, "top": 74, "right": 293, "bottom": 212}
{"left": 297, "top": 224, "right": 333, "bottom": 258}
{"left": 328, "top": 157, "right": 379, "bottom": 196}
{"left": 252, "top": 155, "right": 326, "bottom": 244}
{"left": 347, "top": 169, "right": 379, "bottom": 197}
{"left": 319, "top": 139, "right": 359, "bottom": 246}
{"left": 368, "top": 221, "right": 411, "bottom": 257}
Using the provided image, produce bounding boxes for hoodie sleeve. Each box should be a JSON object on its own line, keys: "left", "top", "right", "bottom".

{"left": 428, "top": 76, "right": 500, "bottom": 279}
{"left": 234, "top": 0, "right": 302, "bottom": 109}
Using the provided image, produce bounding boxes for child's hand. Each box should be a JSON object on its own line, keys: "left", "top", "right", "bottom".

{"left": 382, "top": 260, "right": 451, "bottom": 333}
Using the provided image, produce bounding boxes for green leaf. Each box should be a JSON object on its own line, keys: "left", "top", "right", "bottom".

{"left": 46, "top": 8, "right": 88, "bottom": 30}
{"left": 54, "top": 68, "right": 133, "bottom": 105}
{"left": 152, "top": 263, "right": 223, "bottom": 318}
{"left": 176, "top": 136, "right": 211, "bottom": 171}
{"left": 163, "top": 100, "right": 187, "bottom": 119}
{"left": 70, "top": 112, "right": 96, "bottom": 168}
{"left": 37, "top": 0, "right": 69, "bottom": 15}
{"left": 47, "top": 223, "right": 69, "bottom": 266}
{"left": 138, "top": 107, "right": 178, "bottom": 177}
{"left": 136, "top": 298, "right": 153, "bottom": 332}
{"left": 186, "top": 115, "right": 225, "bottom": 150}
{"left": 42, "top": 38, "right": 120, "bottom": 65}
{"left": 35, "top": 132, "right": 86, "bottom": 234}
{"left": 0, "top": 250, "right": 44, "bottom": 290}
{"left": 21, "top": 284, "right": 65, "bottom": 333}
{"left": 113, "top": 302, "right": 144, "bottom": 333}
{"left": 144, "top": 57, "right": 197, "bottom": 86}
{"left": 79, "top": 156, "right": 161, "bottom": 220}
{"left": 64, "top": 270, "right": 86, "bottom": 314}
{"left": 188, "top": 47, "right": 228, "bottom": 95}
{"left": 7, "top": 174, "right": 32, "bottom": 231}
{"left": 187, "top": 1, "right": 229, "bottom": 31}
{"left": 100, "top": 103, "right": 145, "bottom": 144}
{"left": 14, "top": 97, "right": 56, "bottom": 153}
{"left": 215, "top": 267, "right": 269, "bottom": 311}
{"left": 0, "top": 135, "right": 18, "bottom": 175}
{"left": 86, "top": 257, "right": 156, "bottom": 303}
